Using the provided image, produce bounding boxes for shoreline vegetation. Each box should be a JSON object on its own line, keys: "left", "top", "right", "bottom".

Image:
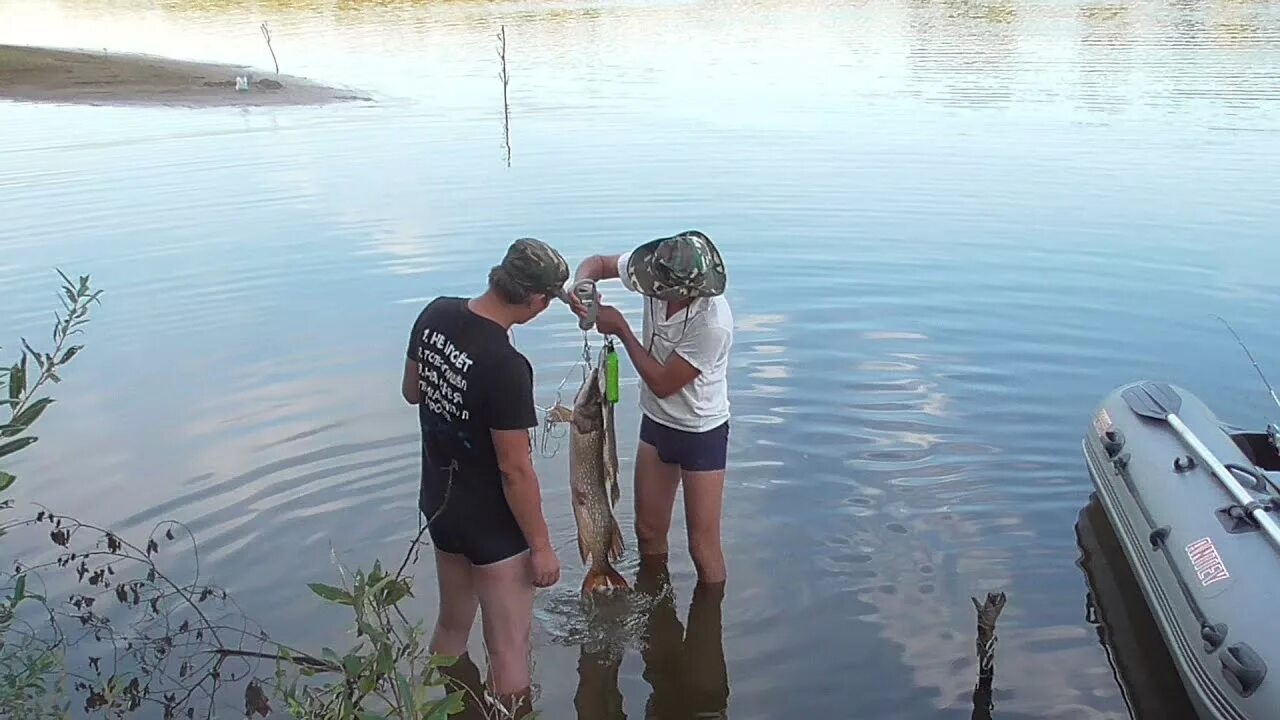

{"left": 0, "top": 43, "right": 372, "bottom": 108}
{"left": 2, "top": 277, "right": 521, "bottom": 718}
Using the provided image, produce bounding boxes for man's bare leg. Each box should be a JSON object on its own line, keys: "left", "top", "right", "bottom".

{"left": 474, "top": 549, "right": 536, "bottom": 717}
{"left": 429, "top": 548, "right": 479, "bottom": 656}
{"left": 634, "top": 440, "right": 682, "bottom": 559}
{"left": 682, "top": 469, "right": 727, "bottom": 584}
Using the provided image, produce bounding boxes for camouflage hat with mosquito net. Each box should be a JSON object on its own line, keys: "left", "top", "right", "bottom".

{"left": 498, "top": 237, "right": 571, "bottom": 302}
{"left": 625, "top": 230, "right": 726, "bottom": 301}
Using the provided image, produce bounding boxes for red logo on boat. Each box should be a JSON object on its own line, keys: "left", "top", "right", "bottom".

{"left": 1185, "top": 537, "right": 1231, "bottom": 587}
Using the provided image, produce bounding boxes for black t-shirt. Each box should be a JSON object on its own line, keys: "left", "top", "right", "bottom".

{"left": 406, "top": 297, "right": 537, "bottom": 517}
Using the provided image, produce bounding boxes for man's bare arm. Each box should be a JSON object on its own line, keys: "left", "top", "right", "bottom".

{"left": 491, "top": 429, "right": 553, "bottom": 552}
{"left": 402, "top": 357, "right": 422, "bottom": 404}
{"left": 574, "top": 254, "right": 622, "bottom": 282}
{"left": 612, "top": 319, "right": 702, "bottom": 399}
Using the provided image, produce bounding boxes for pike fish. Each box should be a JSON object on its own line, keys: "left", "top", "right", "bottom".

{"left": 569, "top": 348, "right": 629, "bottom": 595}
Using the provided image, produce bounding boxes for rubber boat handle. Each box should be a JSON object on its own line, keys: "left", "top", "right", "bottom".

{"left": 1224, "top": 462, "right": 1272, "bottom": 494}
{"left": 1221, "top": 642, "right": 1267, "bottom": 697}
{"left": 1102, "top": 429, "right": 1125, "bottom": 457}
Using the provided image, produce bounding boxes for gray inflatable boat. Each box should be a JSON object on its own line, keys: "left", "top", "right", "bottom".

{"left": 1082, "top": 381, "right": 1280, "bottom": 720}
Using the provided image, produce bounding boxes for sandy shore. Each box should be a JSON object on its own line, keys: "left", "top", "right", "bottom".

{"left": 0, "top": 44, "right": 372, "bottom": 108}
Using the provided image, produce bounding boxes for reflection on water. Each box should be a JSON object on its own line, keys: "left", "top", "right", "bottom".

{"left": 574, "top": 561, "right": 729, "bottom": 720}
{"left": 3, "top": 0, "right": 1280, "bottom": 717}
{"left": 1075, "top": 498, "right": 1198, "bottom": 720}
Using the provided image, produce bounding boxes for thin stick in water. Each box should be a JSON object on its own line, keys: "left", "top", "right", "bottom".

{"left": 497, "top": 24, "right": 512, "bottom": 166}
{"left": 260, "top": 22, "right": 279, "bottom": 75}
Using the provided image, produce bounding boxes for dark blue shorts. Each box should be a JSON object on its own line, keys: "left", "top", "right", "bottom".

{"left": 639, "top": 415, "right": 729, "bottom": 472}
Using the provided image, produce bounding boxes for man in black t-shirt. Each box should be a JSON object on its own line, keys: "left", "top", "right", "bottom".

{"left": 401, "top": 237, "right": 570, "bottom": 717}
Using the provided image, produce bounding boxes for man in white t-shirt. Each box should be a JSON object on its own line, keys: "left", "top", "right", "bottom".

{"left": 570, "top": 230, "right": 733, "bottom": 585}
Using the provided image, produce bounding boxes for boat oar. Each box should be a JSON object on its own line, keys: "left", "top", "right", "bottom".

{"left": 1121, "top": 381, "right": 1280, "bottom": 553}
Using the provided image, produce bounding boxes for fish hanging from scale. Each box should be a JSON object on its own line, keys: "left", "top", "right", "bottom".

{"left": 550, "top": 279, "right": 628, "bottom": 596}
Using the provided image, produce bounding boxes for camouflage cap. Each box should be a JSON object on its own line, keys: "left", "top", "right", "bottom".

{"left": 500, "top": 237, "right": 571, "bottom": 302}
{"left": 626, "top": 230, "right": 726, "bottom": 301}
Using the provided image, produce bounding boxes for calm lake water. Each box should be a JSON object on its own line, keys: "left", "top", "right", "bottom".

{"left": 3, "top": 0, "right": 1280, "bottom": 717}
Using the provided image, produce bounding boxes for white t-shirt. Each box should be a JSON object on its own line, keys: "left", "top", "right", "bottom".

{"left": 615, "top": 252, "right": 733, "bottom": 433}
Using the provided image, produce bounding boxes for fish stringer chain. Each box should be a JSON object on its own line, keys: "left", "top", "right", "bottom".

{"left": 534, "top": 333, "right": 597, "bottom": 458}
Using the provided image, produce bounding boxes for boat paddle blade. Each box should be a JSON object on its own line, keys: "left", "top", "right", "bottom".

{"left": 1121, "top": 381, "right": 1183, "bottom": 420}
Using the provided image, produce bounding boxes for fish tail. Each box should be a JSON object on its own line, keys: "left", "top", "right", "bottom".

{"left": 581, "top": 561, "right": 629, "bottom": 595}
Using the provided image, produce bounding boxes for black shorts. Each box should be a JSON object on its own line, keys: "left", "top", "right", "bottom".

{"left": 639, "top": 415, "right": 730, "bottom": 472}
{"left": 421, "top": 489, "right": 529, "bottom": 566}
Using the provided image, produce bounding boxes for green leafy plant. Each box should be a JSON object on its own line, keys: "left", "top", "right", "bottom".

{"left": 0, "top": 269, "right": 100, "bottom": 503}
{"left": 271, "top": 557, "right": 468, "bottom": 719}
{"left": 1, "top": 270, "right": 101, "bottom": 719}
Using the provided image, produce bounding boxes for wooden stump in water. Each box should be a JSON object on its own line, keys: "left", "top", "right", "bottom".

{"left": 971, "top": 591, "right": 1006, "bottom": 720}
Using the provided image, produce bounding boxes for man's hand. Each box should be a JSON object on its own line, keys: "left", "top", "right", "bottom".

{"left": 567, "top": 292, "right": 589, "bottom": 320}
{"left": 595, "top": 305, "right": 629, "bottom": 337}
{"left": 567, "top": 287, "right": 606, "bottom": 320}
{"left": 530, "top": 545, "right": 560, "bottom": 588}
